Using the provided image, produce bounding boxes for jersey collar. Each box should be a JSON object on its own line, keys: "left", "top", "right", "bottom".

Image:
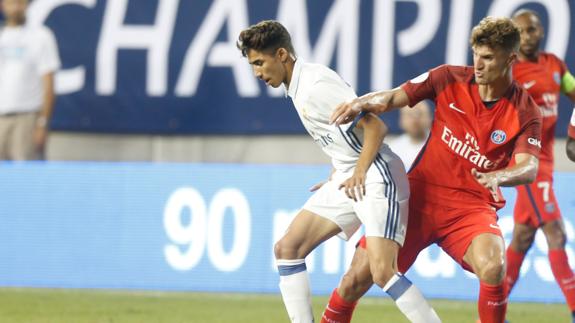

{"left": 286, "top": 58, "right": 302, "bottom": 98}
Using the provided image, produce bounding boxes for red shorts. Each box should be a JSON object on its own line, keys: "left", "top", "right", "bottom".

{"left": 358, "top": 197, "right": 502, "bottom": 273}
{"left": 514, "top": 172, "right": 561, "bottom": 227}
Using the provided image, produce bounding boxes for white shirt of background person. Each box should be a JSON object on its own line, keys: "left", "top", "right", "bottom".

{"left": 0, "top": 24, "right": 60, "bottom": 114}
{"left": 387, "top": 101, "right": 432, "bottom": 170}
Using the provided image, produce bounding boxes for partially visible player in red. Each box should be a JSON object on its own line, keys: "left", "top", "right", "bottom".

{"left": 569, "top": 118, "right": 575, "bottom": 161}
{"left": 319, "top": 17, "right": 542, "bottom": 323}
{"left": 504, "top": 9, "right": 575, "bottom": 320}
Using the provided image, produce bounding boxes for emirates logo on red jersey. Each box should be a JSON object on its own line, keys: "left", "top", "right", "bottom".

{"left": 441, "top": 126, "right": 495, "bottom": 169}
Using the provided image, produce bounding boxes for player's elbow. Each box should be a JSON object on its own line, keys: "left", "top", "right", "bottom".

{"left": 361, "top": 113, "right": 387, "bottom": 141}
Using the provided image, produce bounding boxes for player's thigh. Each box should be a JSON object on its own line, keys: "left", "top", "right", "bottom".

{"left": 463, "top": 232, "right": 505, "bottom": 283}
{"left": 353, "top": 182, "right": 408, "bottom": 246}
{"left": 302, "top": 179, "right": 361, "bottom": 241}
{"left": 439, "top": 207, "right": 502, "bottom": 273}
{"left": 397, "top": 199, "right": 434, "bottom": 273}
{"left": 509, "top": 222, "right": 537, "bottom": 253}
{"left": 276, "top": 208, "right": 342, "bottom": 259}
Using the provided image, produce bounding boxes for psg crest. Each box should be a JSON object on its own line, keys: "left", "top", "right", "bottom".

{"left": 490, "top": 130, "right": 507, "bottom": 144}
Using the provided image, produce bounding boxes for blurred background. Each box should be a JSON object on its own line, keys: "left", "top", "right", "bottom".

{"left": 1, "top": 0, "right": 575, "bottom": 322}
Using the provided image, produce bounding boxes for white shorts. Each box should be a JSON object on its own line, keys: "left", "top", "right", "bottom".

{"left": 303, "top": 158, "right": 409, "bottom": 245}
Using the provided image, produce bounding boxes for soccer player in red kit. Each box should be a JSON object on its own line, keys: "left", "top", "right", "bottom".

{"left": 319, "top": 17, "right": 541, "bottom": 323}
{"left": 504, "top": 10, "right": 575, "bottom": 321}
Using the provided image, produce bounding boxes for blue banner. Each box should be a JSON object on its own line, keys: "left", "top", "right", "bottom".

{"left": 22, "top": 0, "right": 575, "bottom": 134}
{"left": 0, "top": 162, "right": 574, "bottom": 302}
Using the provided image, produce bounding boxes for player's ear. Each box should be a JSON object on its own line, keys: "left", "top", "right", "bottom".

{"left": 508, "top": 51, "right": 517, "bottom": 66}
{"left": 277, "top": 48, "right": 288, "bottom": 63}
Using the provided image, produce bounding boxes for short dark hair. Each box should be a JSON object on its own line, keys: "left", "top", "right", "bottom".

{"left": 470, "top": 16, "right": 520, "bottom": 52}
{"left": 237, "top": 20, "right": 295, "bottom": 57}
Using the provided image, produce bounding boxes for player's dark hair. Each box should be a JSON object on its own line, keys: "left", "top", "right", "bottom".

{"left": 470, "top": 16, "right": 520, "bottom": 53}
{"left": 237, "top": 20, "right": 295, "bottom": 57}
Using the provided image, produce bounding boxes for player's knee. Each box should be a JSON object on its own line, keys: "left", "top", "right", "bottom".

{"left": 339, "top": 270, "right": 373, "bottom": 301}
{"left": 274, "top": 239, "right": 301, "bottom": 260}
{"left": 475, "top": 256, "right": 505, "bottom": 284}
{"left": 546, "top": 229, "right": 567, "bottom": 249}
{"left": 512, "top": 230, "right": 535, "bottom": 252}
{"left": 369, "top": 262, "right": 396, "bottom": 288}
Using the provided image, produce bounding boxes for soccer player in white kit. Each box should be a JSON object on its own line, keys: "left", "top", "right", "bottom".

{"left": 237, "top": 21, "right": 440, "bottom": 323}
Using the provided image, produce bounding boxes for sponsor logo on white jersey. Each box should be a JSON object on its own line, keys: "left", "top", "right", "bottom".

{"left": 441, "top": 126, "right": 495, "bottom": 169}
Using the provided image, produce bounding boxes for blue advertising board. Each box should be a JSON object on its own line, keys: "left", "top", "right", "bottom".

{"left": 20, "top": 0, "right": 575, "bottom": 134}
{"left": 1, "top": 162, "right": 574, "bottom": 302}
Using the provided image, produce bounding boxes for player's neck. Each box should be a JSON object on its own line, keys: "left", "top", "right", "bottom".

{"left": 478, "top": 74, "right": 512, "bottom": 102}
{"left": 518, "top": 51, "right": 539, "bottom": 63}
{"left": 282, "top": 58, "right": 296, "bottom": 89}
{"left": 5, "top": 17, "right": 25, "bottom": 27}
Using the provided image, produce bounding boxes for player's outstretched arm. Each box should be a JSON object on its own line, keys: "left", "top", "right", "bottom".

{"left": 339, "top": 113, "right": 388, "bottom": 201}
{"left": 472, "top": 153, "right": 538, "bottom": 201}
{"left": 567, "top": 137, "right": 575, "bottom": 162}
{"left": 330, "top": 87, "right": 410, "bottom": 125}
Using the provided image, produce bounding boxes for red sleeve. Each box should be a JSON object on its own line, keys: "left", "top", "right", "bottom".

{"left": 400, "top": 65, "right": 447, "bottom": 107}
{"left": 551, "top": 53, "right": 568, "bottom": 76}
{"left": 513, "top": 95, "right": 542, "bottom": 157}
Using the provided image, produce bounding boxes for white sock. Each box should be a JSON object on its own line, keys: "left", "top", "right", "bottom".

{"left": 383, "top": 273, "right": 441, "bottom": 323}
{"left": 277, "top": 259, "right": 314, "bottom": 323}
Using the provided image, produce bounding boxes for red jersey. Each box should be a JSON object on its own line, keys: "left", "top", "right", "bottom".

{"left": 512, "top": 52, "right": 567, "bottom": 169}
{"left": 401, "top": 65, "right": 542, "bottom": 210}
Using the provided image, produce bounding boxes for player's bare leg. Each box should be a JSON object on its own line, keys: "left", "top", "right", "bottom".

{"left": 321, "top": 246, "right": 372, "bottom": 323}
{"left": 541, "top": 219, "right": 575, "bottom": 319}
{"left": 464, "top": 233, "right": 507, "bottom": 323}
{"left": 506, "top": 223, "right": 536, "bottom": 292}
{"left": 321, "top": 239, "right": 440, "bottom": 323}
{"left": 367, "top": 236, "right": 440, "bottom": 322}
{"left": 274, "top": 209, "right": 342, "bottom": 323}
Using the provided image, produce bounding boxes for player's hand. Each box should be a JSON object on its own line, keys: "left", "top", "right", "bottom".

{"left": 309, "top": 181, "right": 326, "bottom": 192}
{"left": 471, "top": 168, "right": 500, "bottom": 202}
{"left": 339, "top": 171, "right": 366, "bottom": 202}
{"left": 330, "top": 98, "right": 362, "bottom": 125}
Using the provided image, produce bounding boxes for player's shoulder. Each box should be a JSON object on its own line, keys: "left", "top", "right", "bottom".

{"left": 540, "top": 52, "right": 562, "bottom": 63}
{"left": 428, "top": 64, "right": 474, "bottom": 83}
{"left": 539, "top": 52, "right": 566, "bottom": 69}
{"left": 510, "top": 83, "right": 540, "bottom": 114}
{"left": 300, "top": 62, "right": 353, "bottom": 95}
{"left": 301, "top": 62, "right": 341, "bottom": 84}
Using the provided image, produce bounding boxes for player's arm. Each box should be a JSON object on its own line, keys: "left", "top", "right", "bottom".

{"left": 330, "top": 87, "right": 410, "bottom": 125}
{"left": 339, "top": 113, "right": 388, "bottom": 201}
{"left": 472, "top": 153, "right": 538, "bottom": 201}
{"left": 560, "top": 71, "right": 575, "bottom": 161}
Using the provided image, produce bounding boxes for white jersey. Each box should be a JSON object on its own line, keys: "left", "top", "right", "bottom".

{"left": 0, "top": 24, "right": 61, "bottom": 114}
{"left": 286, "top": 59, "right": 403, "bottom": 183}
{"left": 387, "top": 134, "right": 427, "bottom": 171}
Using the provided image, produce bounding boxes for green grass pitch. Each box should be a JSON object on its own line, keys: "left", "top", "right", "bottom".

{"left": 0, "top": 288, "right": 568, "bottom": 322}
